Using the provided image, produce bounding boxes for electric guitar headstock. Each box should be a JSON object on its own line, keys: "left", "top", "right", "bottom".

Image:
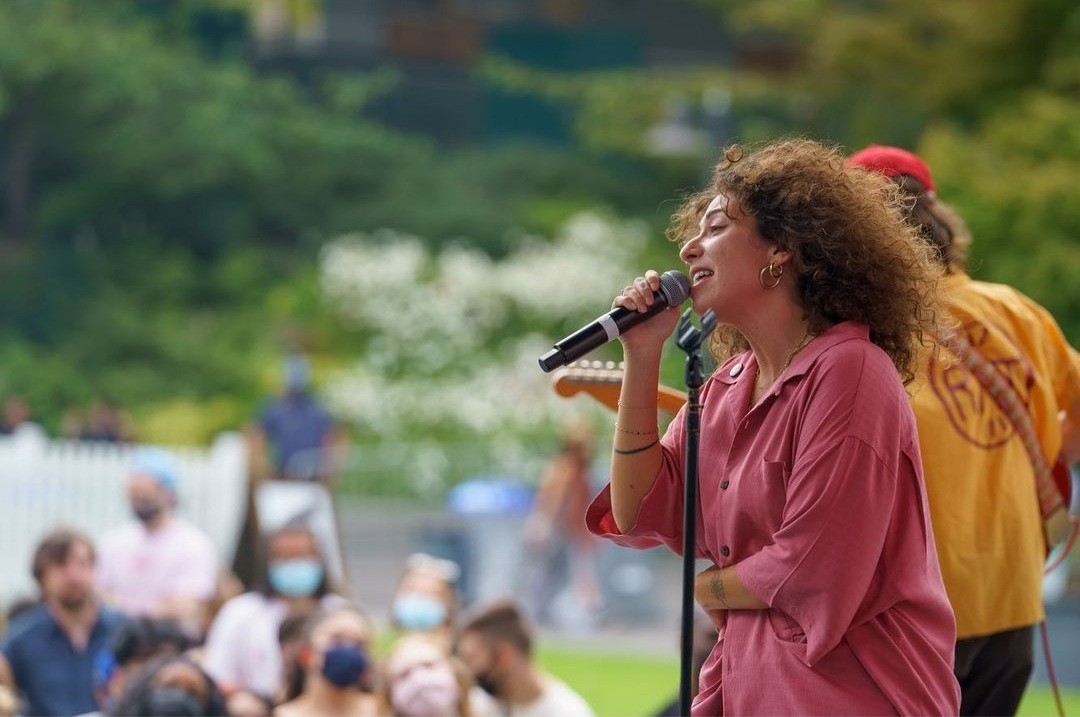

{"left": 550, "top": 360, "right": 687, "bottom": 414}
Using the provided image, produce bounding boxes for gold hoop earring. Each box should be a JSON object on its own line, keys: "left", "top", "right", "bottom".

{"left": 759, "top": 262, "right": 783, "bottom": 290}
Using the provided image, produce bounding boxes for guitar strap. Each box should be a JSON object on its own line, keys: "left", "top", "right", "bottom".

{"left": 933, "top": 322, "right": 1077, "bottom": 564}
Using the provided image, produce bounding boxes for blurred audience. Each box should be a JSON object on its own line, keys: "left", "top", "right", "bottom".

{"left": 277, "top": 611, "right": 312, "bottom": 707}
{"left": 202, "top": 522, "right": 349, "bottom": 706}
{"left": 0, "top": 395, "right": 31, "bottom": 435}
{"left": 80, "top": 400, "right": 133, "bottom": 444}
{"left": 249, "top": 355, "right": 346, "bottom": 484}
{"left": 111, "top": 654, "right": 226, "bottom": 717}
{"left": 0, "top": 528, "right": 126, "bottom": 717}
{"left": 96, "top": 447, "right": 220, "bottom": 638}
{"left": 388, "top": 554, "right": 461, "bottom": 651}
{"left": 273, "top": 607, "right": 377, "bottom": 717}
{"left": 90, "top": 616, "right": 193, "bottom": 716}
{"left": 380, "top": 633, "right": 477, "bottom": 717}
{"left": 59, "top": 407, "right": 88, "bottom": 440}
{"left": 456, "top": 600, "right": 594, "bottom": 717}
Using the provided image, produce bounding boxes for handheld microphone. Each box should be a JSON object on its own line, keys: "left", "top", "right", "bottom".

{"left": 538, "top": 270, "right": 691, "bottom": 373}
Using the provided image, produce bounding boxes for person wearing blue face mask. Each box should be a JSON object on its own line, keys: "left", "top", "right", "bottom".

{"left": 274, "top": 607, "right": 377, "bottom": 717}
{"left": 202, "top": 523, "right": 350, "bottom": 712}
{"left": 389, "top": 554, "right": 461, "bottom": 651}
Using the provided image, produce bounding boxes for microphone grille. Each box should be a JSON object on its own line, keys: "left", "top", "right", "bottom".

{"left": 658, "top": 271, "right": 691, "bottom": 306}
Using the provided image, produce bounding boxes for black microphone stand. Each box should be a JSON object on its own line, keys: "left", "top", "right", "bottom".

{"left": 674, "top": 307, "right": 716, "bottom": 717}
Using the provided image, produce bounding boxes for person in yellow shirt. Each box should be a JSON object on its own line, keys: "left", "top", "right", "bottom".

{"left": 849, "top": 145, "right": 1080, "bottom": 716}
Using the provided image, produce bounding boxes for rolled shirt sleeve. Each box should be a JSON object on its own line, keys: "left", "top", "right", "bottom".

{"left": 586, "top": 403, "right": 711, "bottom": 559}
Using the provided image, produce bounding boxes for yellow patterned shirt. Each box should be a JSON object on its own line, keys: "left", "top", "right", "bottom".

{"left": 909, "top": 272, "right": 1080, "bottom": 638}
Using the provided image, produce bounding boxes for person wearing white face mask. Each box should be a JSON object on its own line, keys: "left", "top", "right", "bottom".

{"left": 380, "top": 634, "right": 476, "bottom": 717}
{"left": 274, "top": 607, "right": 377, "bottom": 717}
{"left": 202, "top": 523, "right": 350, "bottom": 711}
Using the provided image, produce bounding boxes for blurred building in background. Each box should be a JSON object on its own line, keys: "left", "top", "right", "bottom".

{"left": 183, "top": 0, "right": 761, "bottom": 146}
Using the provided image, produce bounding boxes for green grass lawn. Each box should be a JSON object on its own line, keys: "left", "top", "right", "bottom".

{"left": 538, "top": 640, "right": 1080, "bottom": 716}
{"left": 537, "top": 642, "right": 680, "bottom": 717}
{"left": 1018, "top": 687, "right": 1080, "bottom": 717}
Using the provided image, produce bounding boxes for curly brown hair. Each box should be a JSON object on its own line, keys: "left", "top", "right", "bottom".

{"left": 668, "top": 138, "right": 941, "bottom": 384}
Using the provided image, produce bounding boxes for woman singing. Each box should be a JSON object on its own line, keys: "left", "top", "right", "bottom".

{"left": 586, "top": 139, "right": 961, "bottom": 716}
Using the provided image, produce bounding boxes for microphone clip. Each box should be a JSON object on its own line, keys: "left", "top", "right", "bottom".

{"left": 675, "top": 308, "right": 717, "bottom": 354}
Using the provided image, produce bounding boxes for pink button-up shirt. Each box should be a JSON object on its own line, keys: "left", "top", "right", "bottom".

{"left": 587, "top": 322, "right": 960, "bottom": 716}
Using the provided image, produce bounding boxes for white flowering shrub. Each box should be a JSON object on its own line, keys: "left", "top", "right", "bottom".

{"left": 319, "top": 211, "right": 654, "bottom": 495}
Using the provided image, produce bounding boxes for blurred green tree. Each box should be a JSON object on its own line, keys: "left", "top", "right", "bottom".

{"left": 0, "top": 0, "right": 682, "bottom": 437}
{"left": 705, "top": 0, "right": 1080, "bottom": 340}
{"left": 482, "top": 0, "right": 1079, "bottom": 340}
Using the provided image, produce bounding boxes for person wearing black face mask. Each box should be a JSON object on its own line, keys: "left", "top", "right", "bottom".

{"left": 96, "top": 447, "right": 220, "bottom": 639}
{"left": 111, "top": 655, "right": 226, "bottom": 717}
{"left": 274, "top": 607, "right": 377, "bottom": 717}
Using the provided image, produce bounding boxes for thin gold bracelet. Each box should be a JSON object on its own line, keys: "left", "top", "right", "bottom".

{"left": 614, "top": 424, "right": 659, "bottom": 436}
{"left": 613, "top": 439, "right": 660, "bottom": 455}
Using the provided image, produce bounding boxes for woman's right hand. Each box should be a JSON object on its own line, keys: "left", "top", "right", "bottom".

{"left": 613, "top": 270, "right": 683, "bottom": 355}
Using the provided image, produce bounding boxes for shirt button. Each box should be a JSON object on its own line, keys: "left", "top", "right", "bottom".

{"left": 720, "top": 545, "right": 730, "bottom": 557}
{"left": 729, "top": 362, "right": 743, "bottom": 378}
{"left": 720, "top": 480, "right": 730, "bottom": 490}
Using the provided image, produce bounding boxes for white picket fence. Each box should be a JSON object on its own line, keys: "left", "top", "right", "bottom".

{"left": 0, "top": 424, "right": 248, "bottom": 606}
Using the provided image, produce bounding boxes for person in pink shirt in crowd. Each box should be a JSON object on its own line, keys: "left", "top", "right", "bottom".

{"left": 96, "top": 446, "right": 220, "bottom": 637}
{"left": 587, "top": 138, "right": 961, "bottom": 716}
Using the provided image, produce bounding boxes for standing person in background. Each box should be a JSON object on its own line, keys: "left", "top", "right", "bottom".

{"left": 521, "top": 420, "right": 603, "bottom": 630}
{"left": 202, "top": 522, "right": 350, "bottom": 710}
{"left": 456, "top": 600, "right": 594, "bottom": 717}
{"left": 0, "top": 529, "right": 126, "bottom": 717}
{"left": 96, "top": 446, "right": 220, "bottom": 638}
{"left": 250, "top": 354, "right": 346, "bottom": 484}
{"left": 849, "top": 145, "right": 1080, "bottom": 716}
{"left": 587, "top": 138, "right": 960, "bottom": 715}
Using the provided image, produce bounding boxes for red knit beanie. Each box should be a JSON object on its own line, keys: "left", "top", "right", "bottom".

{"left": 847, "top": 144, "right": 935, "bottom": 192}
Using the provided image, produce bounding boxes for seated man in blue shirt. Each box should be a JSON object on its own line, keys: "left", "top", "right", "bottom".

{"left": 0, "top": 528, "right": 126, "bottom": 717}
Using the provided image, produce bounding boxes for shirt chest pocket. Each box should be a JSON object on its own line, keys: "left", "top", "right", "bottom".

{"left": 757, "top": 460, "right": 790, "bottom": 532}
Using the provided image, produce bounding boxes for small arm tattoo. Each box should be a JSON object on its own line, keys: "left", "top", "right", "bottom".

{"left": 709, "top": 572, "right": 729, "bottom": 609}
